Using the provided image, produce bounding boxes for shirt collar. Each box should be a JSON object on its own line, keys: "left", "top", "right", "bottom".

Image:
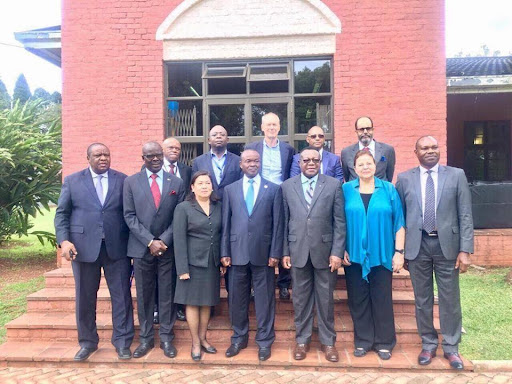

{"left": 244, "top": 174, "right": 261, "bottom": 185}
{"left": 210, "top": 149, "right": 227, "bottom": 158}
{"left": 419, "top": 163, "right": 440, "bottom": 175}
{"left": 89, "top": 167, "right": 108, "bottom": 179}
{"left": 358, "top": 139, "right": 375, "bottom": 152}
{"left": 301, "top": 173, "right": 319, "bottom": 185}
{"left": 164, "top": 158, "right": 177, "bottom": 167}
{"left": 263, "top": 138, "right": 280, "bottom": 149}
{"left": 145, "top": 168, "right": 164, "bottom": 179}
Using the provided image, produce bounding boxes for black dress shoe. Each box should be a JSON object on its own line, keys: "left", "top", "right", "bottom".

{"left": 177, "top": 308, "right": 186, "bottom": 322}
{"left": 353, "top": 348, "right": 367, "bottom": 357}
{"left": 225, "top": 341, "right": 248, "bottom": 357}
{"left": 418, "top": 349, "right": 436, "bottom": 365}
{"left": 133, "top": 342, "right": 154, "bottom": 358}
{"left": 191, "top": 349, "right": 202, "bottom": 361}
{"left": 116, "top": 347, "right": 132, "bottom": 360}
{"left": 376, "top": 349, "right": 391, "bottom": 360}
{"left": 74, "top": 346, "right": 98, "bottom": 361}
{"left": 444, "top": 352, "right": 464, "bottom": 370}
{"left": 160, "top": 341, "right": 177, "bottom": 358}
{"left": 258, "top": 347, "right": 271, "bottom": 361}
{"left": 201, "top": 344, "right": 217, "bottom": 354}
{"left": 279, "top": 287, "right": 290, "bottom": 300}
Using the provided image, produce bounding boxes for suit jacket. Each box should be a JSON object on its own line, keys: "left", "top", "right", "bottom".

{"left": 176, "top": 162, "right": 192, "bottom": 188}
{"left": 54, "top": 168, "right": 129, "bottom": 263}
{"left": 173, "top": 200, "right": 222, "bottom": 276}
{"left": 192, "top": 151, "right": 242, "bottom": 199}
{"left": 290, "top": 149, "right": 343, "bottom": 182}
{"left": 123, "top": 170, "right": 185, "bottom": 258}
{"left": 341, "top": 141, "right": 396, "bottom": 182}
{"left": 221, "top": 177, "right": 284, "bottom": 266}
{"left": 396, "top": 165, "right": 474, "bottom": 261}
{"left": 282, "top": 174, "right": 346, "bottom": 269}
{"left": 245, "top": 140, "right": 295, "bottom": 181}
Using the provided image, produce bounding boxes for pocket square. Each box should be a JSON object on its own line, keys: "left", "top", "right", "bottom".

{"left": 380, "top": 156, "right": 386, "bottom": 162}
{"left": 169, "top": 190, "right": 176, "bottom": 195}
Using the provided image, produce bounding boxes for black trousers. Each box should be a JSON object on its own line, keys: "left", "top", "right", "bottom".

{"left": 133, "top": 253, "right": 176, "bottom": 343}
{"left": 344, "top": 263, "right": 396, "bottom": 351}
{"left": 72, "top": 242, "right": 134, "bottom": 349}
{"left": 277, "top": 264, "right": 291, "bottom": 289}
{"left": 228, "top": 264, "right": 276, "bottom": 348}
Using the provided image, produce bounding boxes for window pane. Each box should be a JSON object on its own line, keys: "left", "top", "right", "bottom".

{"left": 209, "top": 105, "right": 245, "bottom": 136}
{"left": 204, "top": 65, "right": 247, "bottom": 78}
{"left": 464, "top": 149, "right": 484, "bottom": 181}
{"left": 181, "top": 143, "right": 204, "bottom": 167}
{"left": 295, "top": 96, "right": 331, "bottom": 134}
{"left": 250, "top": 80, "right": 288, "bottom": 94}
{"left": 167, "top": 100, "right": 203, "bottom": 137}
{"left": 168, "top": 63, "right": 202, "bottom": 97}
{"left": 248, "top": 64, "right": 289, "bottom": 81}
{"left": 294, "top": 60, "right": 331, "bottom": 94}
{"left": 208, "top": 78, "right": 246, "bottom": 95}
{"left": 252, "top": 103, "right": 288, "bottom": 136}
{"left": 227, "top": 143, "right": 246, "bottom": 156}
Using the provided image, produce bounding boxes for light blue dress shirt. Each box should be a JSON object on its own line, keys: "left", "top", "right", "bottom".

{"left": 262, "top": 140, "right": 283, "bottom": 185}
{"left": 211, "top": 150, "right": 227, "bottom": 185}
{"left": 300, "top": 173, "right": 319, "bottom": 198}
{"left": 146, "top": 168, "right": 163, "bottom": 194}
{"left": 342, "top": 177, "right": 404, "bottom": 281}
{"left": 243, "top": 174, "right": 261, "bottom": 202}
{"left": 89, "top": 168, "right": 108, "bottom": 201}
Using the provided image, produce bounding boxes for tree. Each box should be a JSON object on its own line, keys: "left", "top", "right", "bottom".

{"left": 50, "top": 91, "right": 62, "bottom": 104}
{"left": 12, "top": 74, "right": 31, "bottom": 105}
{"left": 0, "top": 99, "right": 62, "bottom": 245}
{"left": 0, "top": 79, "right": 10, "bottom": 110}
{"left": 33, "top": 87, "right": 51, "bottom": 101}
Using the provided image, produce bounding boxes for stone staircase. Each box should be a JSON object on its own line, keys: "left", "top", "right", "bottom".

{"left": 0, "top": 264, "right": 472, "bottom": 371}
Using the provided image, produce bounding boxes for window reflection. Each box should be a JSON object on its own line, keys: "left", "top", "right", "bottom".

{"left": 294, "top": 60, "right": 331, "bottom": 94}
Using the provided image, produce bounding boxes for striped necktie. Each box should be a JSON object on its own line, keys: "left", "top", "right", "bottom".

{"left": 305, "top": 179, "right": 314, "bottom": 209}
{"left": 423, "top": 170, "right": 436, "bottom": 233}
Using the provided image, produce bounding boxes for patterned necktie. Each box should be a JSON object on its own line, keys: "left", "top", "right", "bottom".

{"left": 95, "top": 174, "right": 104, "bottom": 205}
{"left": 423, "top": 170, "right": 436, "bottom": 233}
{"left": 305, "top": 179, "right": 314, "bottom": 209}
{"left": 245, "top": 179, "right": 255, "bottom": 215}
{"left": 150, "top": 174, "right": 161, "bottom": 208}
{"left": 169, "top": 163, "right": 175, "bottom": 175}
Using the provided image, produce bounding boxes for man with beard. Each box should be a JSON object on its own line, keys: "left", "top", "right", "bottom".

{"left": 341, "top": 116, "right": 395, "bottom": 182}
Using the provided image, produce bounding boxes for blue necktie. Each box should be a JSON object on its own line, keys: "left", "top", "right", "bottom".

{"left": 246, "top": 179, "right": 255, "bottom": 215}
{"left": 95, "top": 174, "right": 105, "bottom": 205}
{"left": 423, "top": 170, "right": 436, "bottom": 233}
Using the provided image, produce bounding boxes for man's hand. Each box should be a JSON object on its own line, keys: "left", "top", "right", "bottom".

{"left": 455, "top": 252, "right": 470, "bottom": 273}
{"left": 220, "top": 266, "right": 227, "bottom": 276}
{"left": 268, "top": 258, "right": 279, "bottom": 268}
{"left": 149, "top": 240, "right": 167, "bottom": 256}
{"left": 392, "top": 252, "right": 404, "bottom": 273}
{"left": 220, "top": 257, "right": 232, "bottom": 267}
{"left": 329, "top": 255, "right": 342, "bottom": 272}
{"left": 179, "top": 273, "right": 190, "bottom": 280}
{"left": 61, "top": 240, "right": 77, "bottom": 261}
{"left": 342, "top": 251, "right": 351, "bottom": 266}
{"left": 282, "top": 256, "right": 291, "bottom": 269}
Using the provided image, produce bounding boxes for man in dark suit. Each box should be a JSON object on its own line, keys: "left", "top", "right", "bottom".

{"left": 396, "top": 136, "right": 473, "bottom": 370}
{"left": 221, "top": 149, "right": 284, "bottom": 361}
{"left": 54, "top": 143, "right": 134, "bottom": 361}
{"left": 192, "top": 125, "right": 242, "bottom": 199}
{"left": 290, "top": 126, "right": 343, "bottom": 182}
{"left": 281, "top": 147, "right": 346, "bottom": 363}
{"left": 341, "top": 116, "right": 396, "bottom": 182}
{"left": 246, "top": 112, "right": 295, "bottom": 299}
{"left": 123, "top": 141, "right": 185, "bottom": 359}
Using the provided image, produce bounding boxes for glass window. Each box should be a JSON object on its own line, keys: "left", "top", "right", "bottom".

{"left": 252, "top": 103, "right": 288, "bottom": 136}
{"left": 181, "top": 143, "right": 204, "bottom": 166}
{"left": 295, "top": 96, "right": 331, "bottom": 134}
{"left": 248, "top": 64, "right": 289, "bottom": 81}
{"left": 168, "top": 63, "right": 202, "bottom": 97}
{"left": 250, "top": 80, "right": 288, "bottom": 94}
{"left": 294, "top": 60, "right": 331, "bottom": 94}
{"left": 167, "top": 100, "right": 203, "bottom": 137}
{"left": 203, "top": 64, "right": 247, "bottom": 78}
{"left": 208, "top": 78, "right": 246, "bottom": 95}
{"left": 227, "top": 143, "right": 246, "bottom": 156}
{"left": 209, "top": 104, "right": 245, "bottom": 136}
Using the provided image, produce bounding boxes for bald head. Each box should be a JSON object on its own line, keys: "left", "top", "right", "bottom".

{"left": 208, "top": 125, "right": 229, "bottom": 151}
{"left": 306, "top": 126, "right": 326, "bottom": 149}
{"left": 163, "top": 137, "right": 181, "bottom": 163}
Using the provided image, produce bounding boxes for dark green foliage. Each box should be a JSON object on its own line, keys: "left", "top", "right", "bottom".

{"left": 0, "top": 79, "right": 10, "bottom": 110}
{"left": 12, "top": 74, "right": 31, "bottom": 105}
{"left": 0, "top": 99, "right": 62, "bottom": 246}
{"left": 50, "top": 91, "right": 62, "bottom": 104}
{"left": 33, "top": 88, "right": 51, "bottom": 101}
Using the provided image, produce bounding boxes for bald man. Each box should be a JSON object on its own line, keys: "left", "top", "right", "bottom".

{"left": 290, "top": 126, "right": 343, "bottom": 182}
{"left": 162, "top": 137, "right": 192, "bottom": 188}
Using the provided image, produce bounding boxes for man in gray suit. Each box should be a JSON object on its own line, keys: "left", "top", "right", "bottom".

{"left": 281, "top": 147, "right": 346, "bottom": 363}
{"left": 123, "top": 141, "right": 186, "bottom": 359}
{"left": 396, "top": 136, "right": 473, "bottom": 370}
{"left": 341, "top": 116, "right": 396, "bottom": 182}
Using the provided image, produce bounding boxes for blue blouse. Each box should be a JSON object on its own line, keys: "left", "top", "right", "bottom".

{"left": 342, "top": 177, "right": 405, "bottom": 281}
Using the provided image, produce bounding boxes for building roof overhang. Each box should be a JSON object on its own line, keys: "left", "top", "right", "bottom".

{"left": 14, "top": 26, "right": 61, "bottom": 67}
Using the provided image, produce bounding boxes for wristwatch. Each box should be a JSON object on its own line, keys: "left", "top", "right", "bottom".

{"left": 394, "top": 249, "right": 404, "bottom": 254}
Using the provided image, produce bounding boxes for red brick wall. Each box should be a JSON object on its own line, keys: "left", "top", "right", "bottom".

{"left": 62, "top": 0, "right": 446, "bottom": 178}
{"left": 473, "top": 229, "right": 512, "bottom": 266}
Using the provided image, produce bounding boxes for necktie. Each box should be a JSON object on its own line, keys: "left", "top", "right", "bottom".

{"left": 95, "top": 174, "right": 104, "bottom": 205}
{"left": 150, "top": 174, "right": 161, "bottom": 208}
{"left": 169, "top": 163, "right": 175, "bottom": 175}
{"left": 246, "top": 179, "right": 255, "bottom": 215}
{"left": 363, "top": 147, "right": 370, "bottom": 152}
{"left": 423, "top": 170, "right": 436, "bottom": 233}
{"left": 305, "top": 179, "right": 314, "bottom": 209}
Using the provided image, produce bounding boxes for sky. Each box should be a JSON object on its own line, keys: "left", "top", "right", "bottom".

{"left": 0, "top": 0, "right": 511, "bottom": 96}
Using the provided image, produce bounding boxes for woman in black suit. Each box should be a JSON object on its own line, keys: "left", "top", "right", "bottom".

{"left": 173, "top": 171, "right": 223, "bottom": 361}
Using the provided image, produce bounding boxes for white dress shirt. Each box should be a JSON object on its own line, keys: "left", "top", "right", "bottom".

{"left": 359, "top": 139, "right": 376, "bottom": 158}
{"left": 89, "top": 168, "right": 108, "bottom": 201}
{"left": 419, "top": 163, "right": 439, "bottom": 218}
{"left": 163, "top": 159, "right": 181, "bottom": 179}
{"left": 243, "top": 174, "right": 261, "bottom": 202}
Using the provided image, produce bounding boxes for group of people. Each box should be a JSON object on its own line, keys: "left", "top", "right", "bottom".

{"left": 54, "top": 113, "right": 473, "bottom": 371}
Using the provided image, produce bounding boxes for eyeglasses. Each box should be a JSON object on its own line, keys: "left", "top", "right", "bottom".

{"left": 308, "top": 134, "right": 325, "bottom": 139}
{"left": 143, "top": 154, "right": 164, "bottom": 160}
{"left": 301, "top": 158, "right": 321, "bottom": 164}
{"left": 355, "top": 127, "right": 373, "bottom": 132}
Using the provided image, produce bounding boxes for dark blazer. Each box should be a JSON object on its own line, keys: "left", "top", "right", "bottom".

{"left": 123, "top": 170, "right": 185, "bottom": 258}
{"left": 290, "top": 149, "right": 343, "bottom": 182}
{"left": 281, "top": 174, "right": 346, "bottom": 269}
{"left": 245, "top": 140, "right": 295, "bottom": 181}
{"left": 396, "top": 165, "right": 474, "bottom": 261}
{"left": 221, "top": 177, "right": 284, "bottom": 266}
{"left": 55, "top": 168, "right": 129, "bottom": 262}
{"left": 177, "top": 161, "right": 192, "bottom": 188}
{"left": 192, "top": 151, "right": 242, "bottom": 199}
{"left": 173, "top": 200, "right": 222, "bottom": 276}
{"left": 341, "top": 141, "right": 396, "bottom": 182}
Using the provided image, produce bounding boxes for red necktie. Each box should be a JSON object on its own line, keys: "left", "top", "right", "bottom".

{"left": 150, "top": 174, "right": 161, "bottom": 208}
{"left": 363, "top": 147, "right": 370, "bottom": 151}
{"left": 169, "top": 163, "right": 175, "bottom": 175}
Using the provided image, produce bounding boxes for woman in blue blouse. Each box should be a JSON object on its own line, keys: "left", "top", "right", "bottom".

{"left": 342, "top": 150, "right": 405, "bottom": 360}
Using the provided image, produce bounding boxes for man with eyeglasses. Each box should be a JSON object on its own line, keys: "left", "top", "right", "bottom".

{"left": 123, "top": 141, "right": 186, "bottom": 359}
{"left": 340, "top": 116, "right": 396, "bottom": 182}
{"left": 281, "top": 147, "right": 346, "bottom": 363}
{"left": 290, "top": 126, "right": 344, "bottom": 182}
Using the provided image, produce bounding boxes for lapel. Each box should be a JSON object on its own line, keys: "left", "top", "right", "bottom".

{"left": 292, "top": 176, "right": 310, "bottom": 213}
{"left": 279, "top": 143, "right": 287, "bottom": 173}
{"left": 374, "top": 141, "right": 382, "bottom": 163}
{"left": 252, "top": 178, "right": 268, "bottom": 215}
{"left": 204, "top": 153, "right": 220, "bottom": 190}
{"left": 321, "top": 150, "right": 329, "bottom": 174}
{"left": 220, "top": 152, "right": 235, "bottom": 187}
{"left": 138, "top": 170, "right": 158, "bottom": 212}
{"left": 103, "top": 169, "right": 117, "bottom": 207}
{"left": 158, "top": 172, "right": 173, "bottom": 211}
{"left": 436, "top": 165, "right": 447, "bottom": 210}
{"left": 308, "top": 174, "right": 326, "bottom": 213}
{"left": 412, "top": 167, "right": 422, "bottom": 211}
{"left": 82, "top": 169, "right": 103, "bottom": 207}
{"left": 236, "top": 180, "right": 249, "bottom": 216}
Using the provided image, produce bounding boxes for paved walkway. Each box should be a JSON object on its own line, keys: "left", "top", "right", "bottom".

{"left": 1, "top": 367, "right": 512, "bottom": 383}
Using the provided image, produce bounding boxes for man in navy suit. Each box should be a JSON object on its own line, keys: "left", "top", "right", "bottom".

{"left": 245, "top": 112, "right": 295, "bottom": 299}
{"left": 192, "top": 125, "right": 242, "bottom": 199}
{"left": 290, "top": 126, "right": 343, "bottom": 182}
{"left": 221, "top": 149, "right": 284, "bottom": 361}
{"left": 123, "top": 141, "right": 186, "bottom": 359}
{"left": 55, "top": 143, "right": 134, "bottom": 361}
